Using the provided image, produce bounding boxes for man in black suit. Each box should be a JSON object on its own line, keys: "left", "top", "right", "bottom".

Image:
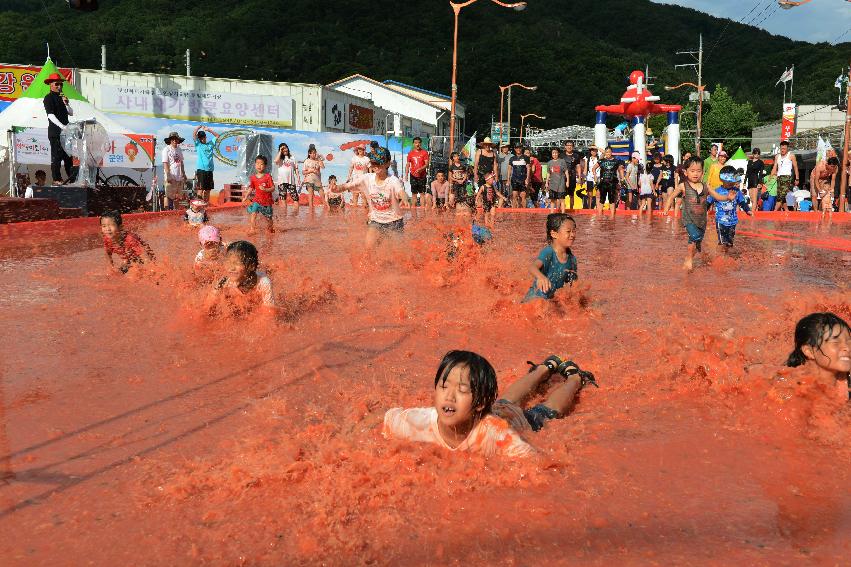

{"left": 42, "top": 72, "right": 74, "bottom": 184}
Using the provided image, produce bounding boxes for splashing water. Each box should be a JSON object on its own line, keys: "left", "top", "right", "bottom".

{"left": 0, "top": 208, "right": 849, "bottom": 564}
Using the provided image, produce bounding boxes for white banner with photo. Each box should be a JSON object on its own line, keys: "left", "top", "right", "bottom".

{"left": 100, "top": 84, "right": 294, "bottom": 128}
{"left": 12, "top": 126, "right": 155, "bottom": 168}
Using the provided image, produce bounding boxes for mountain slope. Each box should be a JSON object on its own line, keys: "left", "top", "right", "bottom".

{"left": 0, "top": 0, "right": 846, "bottom": 134}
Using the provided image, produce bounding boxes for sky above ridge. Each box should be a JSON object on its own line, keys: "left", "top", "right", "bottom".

{"left": 651, "top": 0, "right": 851, "bottom": 43}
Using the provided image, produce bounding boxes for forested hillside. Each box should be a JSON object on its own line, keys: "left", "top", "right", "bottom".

{"left": 1, "top": 0, "right": 847, "bottom": 134}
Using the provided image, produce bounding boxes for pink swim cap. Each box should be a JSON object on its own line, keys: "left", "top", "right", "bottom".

{"left": 198, "top": 225, "right": 221, "bottom": 244}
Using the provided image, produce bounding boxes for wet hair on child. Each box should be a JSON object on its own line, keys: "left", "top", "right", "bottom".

{"left": 684, "top": 156, "right": 704, "bottom": 170}
{"left": 226, "top": 240, "right": 259, "bottom": 273}
{"left": 433, "top": 350, "right": 498, "bottom": 420}
{"left": 100, "top": 210, "right": 123, "bottom": 227}
{"left": 450, "top": 152, "right": 459, "bottom": 160}
{"left": 328, "top": 175, "right": 337, "bottom": 181}
{"left": 826, "top": 157, "right": 839, "bottom": 167}
{"left": 545, "top": 212, "right": 576, "bottom": 242}
{"left": 786, "top": 312, "right": 851, "bottom": 367}
{"left": 255, "top": 155, "right": 268, "bottom": 166}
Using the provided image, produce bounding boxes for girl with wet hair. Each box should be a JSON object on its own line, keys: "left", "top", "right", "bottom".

{"left": 786, "top": 312, "right": 851, "bottom": 400}
{"left": 207, "top": 240, "right": 275, "bottom": 315}
{"left": 524, "top": 213, "right": 578, "bottom": 301}
{"left": 382, "top": 350, "right": 597, "bottom": 457}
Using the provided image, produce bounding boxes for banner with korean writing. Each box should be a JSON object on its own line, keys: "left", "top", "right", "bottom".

{"left": 13, "top": 126, "right": 154, "bottom": 168}
{"left": 781, "top": 103, "right": 796, "bottom": 142}
{"left": 101, "top": 112, "right": 430, "bottom": 196}
{"left": 0, "top": 65, "right": 73, "bottom": 102}
{"left": 99, "top": 84, "right": 294, "bottom": 128}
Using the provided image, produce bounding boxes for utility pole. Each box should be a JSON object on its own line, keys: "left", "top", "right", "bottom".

{"left": 840, "top": 61, "right": 850, "bottom": 212}
{"left": 675, "top": 34, "right": 704, "bottom": 155}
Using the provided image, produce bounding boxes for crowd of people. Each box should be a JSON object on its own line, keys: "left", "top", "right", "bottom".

{"left": 94, "top": 135, "right": 850, "bottom": 459}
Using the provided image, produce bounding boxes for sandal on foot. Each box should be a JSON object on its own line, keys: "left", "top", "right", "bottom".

{"left": 526, "top": 355, "right": 564, "bottom": 374}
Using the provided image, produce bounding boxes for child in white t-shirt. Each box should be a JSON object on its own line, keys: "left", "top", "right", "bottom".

{"left": 383, "top": 351, "right": 597, "bottom": 458}
{"left": 638, "top": 163, "right": 655, "bottom": 213}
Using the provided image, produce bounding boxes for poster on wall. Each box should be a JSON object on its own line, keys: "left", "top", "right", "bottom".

{"left": 780, "top": 103, "right": 796, "bottom": 142}
{"left": 348, "top": 104, "right": 374, "bottom": 133}
{"left": 325, "top": 96, "right": 346, "bottom": 130}
{"left": 102, "top": 112, "right": 427, "bottom": 194}
{"left": 100, "top": 84, "right": 295, "bottom": 128}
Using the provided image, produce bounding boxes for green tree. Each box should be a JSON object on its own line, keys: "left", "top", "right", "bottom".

{"left": 680, "top": 85, "right": 759, "bottom": 156}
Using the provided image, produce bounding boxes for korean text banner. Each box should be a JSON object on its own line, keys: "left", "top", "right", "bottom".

{"left": 100, "top": 84, "right": 294, "bottom": 128}
{"left": 13, "top": 126, "right": 154, "bottom": 168}
{"left": 102, "top": 112, "right": 424, "bottom": 192}
{"left": 0, "top": 65, "right": 74, "bottom": 102}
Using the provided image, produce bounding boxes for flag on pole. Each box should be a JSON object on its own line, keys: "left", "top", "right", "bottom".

{"left": 461, "top": 131, "right": 477, "bottom": 162}
{"left": 775, "top": 67, "right": 794, "bottom": 86}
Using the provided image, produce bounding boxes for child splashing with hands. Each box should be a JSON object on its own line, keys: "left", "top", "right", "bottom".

{"left": 524, "top": 213, "right": 578, "bottom": 302}
{"left": 100, "top": 211, "right": 155, "bottom": 274}
{"left": 206, "top": 240, "right": 275, "bottom": 316}
{"left": 786, "top": 312, "right": 851, "bottom": 402}
{"left": 383, "top": 350, "right": 597, "bottom": 457}
{"left": 244, "top": 155, "right": 275, "bottom": 234}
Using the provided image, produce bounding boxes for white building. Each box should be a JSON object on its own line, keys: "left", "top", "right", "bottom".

{"left": 327, "top": 74, "right": 463, "bottom": 139}
{"left": 74, "top": 69, "right": 413, "bottom": 136}
{"left": 751, "top": 104, "right": 846, "bottom": 151}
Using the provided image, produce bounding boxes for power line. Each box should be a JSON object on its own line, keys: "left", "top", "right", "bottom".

{"left": 704, "top": 0, "right": 766, "bottom": 63}
{"left": 39, "top": 0, "right": 79, "bottom": 68}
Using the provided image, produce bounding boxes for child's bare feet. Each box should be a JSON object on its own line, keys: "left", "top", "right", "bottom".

{"left": 683, "top": 258, "right": 693, "bottom": 272}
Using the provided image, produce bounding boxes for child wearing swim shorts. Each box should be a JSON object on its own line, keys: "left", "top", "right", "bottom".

{"left": 207, "top": 240, "right": 275, "bottom": 315}
{"left": 324, "top": 175, "right": 344, "bottom": 211}
{"left": 476, "top": 171, "right": 498, "bottom": 226}
{"left": 707, "top": 165, "right": 753, "bottom": 252}
{"left": 244, "top": 155, "right": 275, "bottom": 235}
{"left": 100, "top": 211, "right": 155, "bottom": 274}
{"left": 786, "top": 312, "right": 850, "bottom": 402}
{"left": 301, "top": 143, "right": 325, "bottom": 208}
{"left": 524, "top": 213, "right": 578, "bottom": 302}
{"left": 383, "top": 350, "right": 597, "bottom": 457}
{"left": 332, "top": 145, "right": 410, "bottom": 248}
{"left": 663, "top": 156, "right": 734, "bottom": 271}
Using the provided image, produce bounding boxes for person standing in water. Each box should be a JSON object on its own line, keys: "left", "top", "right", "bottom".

{"left": 663, "top": 156, "right": 735, "bottom": 271}
{"left": 347, "top": 145, "right": 371, "bottom": 207}
{"left": 301, "top": 144, "right": 325, "bottom": 209}
{"left": 332, "top": 145, "right": 410, "bottom": 248}
{"left": 406, "top": 137, "right": 430, "bottom": 208}
{"left": 274, "top": 142, "right": 300, "bottom": 212}
{"left": 770, "top": 141, "right": 799, "bottom": 211}
{"left": 474, "top": 137, "right": 498, "bottom": 204}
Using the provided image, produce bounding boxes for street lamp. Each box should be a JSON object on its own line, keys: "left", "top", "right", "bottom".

{"left": 519, "top": 113, "right": 546, "bottom": 144}
{"left": 498, "top": 82, "right": 537, "bottom": 146}
{"left": 449, "top": 0, "right": 527, "bottom": 153}
{"left": 666, "top": 82, "right": 705, "bottom": 154}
